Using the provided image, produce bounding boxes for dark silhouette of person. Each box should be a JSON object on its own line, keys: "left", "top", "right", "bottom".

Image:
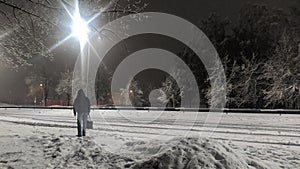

{"left": 73, "top": 89, "right": 90, "bottom": 137}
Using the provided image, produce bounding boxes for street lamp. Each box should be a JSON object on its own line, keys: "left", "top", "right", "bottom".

{"left": 71, "top": 3, "right": 89, "bottom": 49}
{"left": 129, "top": 89, "right": 134, "bottom": 94}
{"left": 40, "top": 83, "right": 44, "bottom": 106}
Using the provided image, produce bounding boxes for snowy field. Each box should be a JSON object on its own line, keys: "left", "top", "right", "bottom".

{"left": 0, "top": 108, "right": 299, "bottom": 169}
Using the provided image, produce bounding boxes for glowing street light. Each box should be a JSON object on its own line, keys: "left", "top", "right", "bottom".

{"left": 39, "top": 83, "right": 44, "bottom": 106}
{"left": 49, "top": 0, "right": 108, "bottom": 52}
{"left": 71, "top": 4, "right": 89, "bottom": 49}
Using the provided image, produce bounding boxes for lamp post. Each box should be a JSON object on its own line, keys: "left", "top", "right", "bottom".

{"left": 40, "top": 83, "right": 44, "bottom": 106}
{"left": 172, "top": 94, "right": 175, "bottom": 108}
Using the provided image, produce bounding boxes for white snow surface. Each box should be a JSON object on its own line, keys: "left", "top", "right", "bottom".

{"left": 0, "top": 108, "right": 299, "bottom": 169}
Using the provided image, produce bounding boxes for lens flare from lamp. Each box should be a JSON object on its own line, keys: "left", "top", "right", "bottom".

{"left": 71, "top": 10, "right": 89, "bottom": 48}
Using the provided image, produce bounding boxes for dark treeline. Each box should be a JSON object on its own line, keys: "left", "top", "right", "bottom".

{"left": 200, "top": 3, "right": 300, "bottom": 109}
{"left": 96, "top": 3, "right": 299, "bottom": 109}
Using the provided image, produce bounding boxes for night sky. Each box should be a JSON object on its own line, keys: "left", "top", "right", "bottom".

{"left": 146, "top": 0, "right": 296, "bottom": 22}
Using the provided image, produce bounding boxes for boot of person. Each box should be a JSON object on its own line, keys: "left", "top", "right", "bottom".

{"left": 77, "top": 119, "right": 82, "bottom": 137}
{"left": 83, "top": 129, "right": 86, "bottom": 136}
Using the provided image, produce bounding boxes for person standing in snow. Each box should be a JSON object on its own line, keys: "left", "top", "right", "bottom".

{"left": 73, "top": 89, "right": 90, "bottom": 137}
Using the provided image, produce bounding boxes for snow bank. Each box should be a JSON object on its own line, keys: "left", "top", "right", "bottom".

{"left": 0, "top": 134, "right": 135, "bottom": 169}
{"left": 30, "top": 134, "right": 136, "bottom": 169}
{"left": 131, "top": 138, "right": 267, "bottom": 169}
{"left": 1, "top": 133, "right": 269, "bottom": 169}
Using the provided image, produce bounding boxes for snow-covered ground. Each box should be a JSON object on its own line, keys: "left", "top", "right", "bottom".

{"left": 0, "top": 108, "right": 299, "bottom": 168}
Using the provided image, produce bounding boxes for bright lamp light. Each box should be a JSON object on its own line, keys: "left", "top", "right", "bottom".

{"left": 71, "top": 9, "right": 89, "bottom": 47}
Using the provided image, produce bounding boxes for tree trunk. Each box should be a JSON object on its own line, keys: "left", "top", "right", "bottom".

{"left": 44, "top": 96, "right": 47, "bottom": 106}
{"left": 67, "top": 94, "right": 70, "bottom": 106}
{"left": 43, "top": 80, "right": 48, "bottom": 106}
{"left": 298, "top": 43, "right": 300, "bottom": 57}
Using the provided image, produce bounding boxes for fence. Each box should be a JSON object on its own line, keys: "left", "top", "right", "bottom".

{"left": 0, "top": 106, "right": 299, "bottom": 114}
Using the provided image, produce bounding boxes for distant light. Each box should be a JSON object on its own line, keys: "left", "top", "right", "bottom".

{"left": 129, "top": 90, "right": 134, "bottom": 94}
{"left": 39, "top": 83, "right": 43, "bottom": 87}
{"left": 71, "top": 8, "right": 89, "bottom": 48}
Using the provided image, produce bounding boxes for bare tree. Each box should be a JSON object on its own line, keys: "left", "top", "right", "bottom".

{"left": 0, "top": 0, "right": 61, "bottom": 68}
{"left": 25, "top": 72, "right": 51, "bottom": 106}
{"left": 120, "top": 79, "right": 145, "bottom": 107}
{"left": 55, "top": 69, "right": 73, "bottom": 106}
{"left": 205, "top": 54, "right": 262, "bottom": 108}
{"left": 160, "top": 73, "right": 183, "bottom": 108}
{"left": 95, "top": 63, "right": 112, "bottom": 105}
{"left": 261, "top": 32, "right": 300, "bottom": 109}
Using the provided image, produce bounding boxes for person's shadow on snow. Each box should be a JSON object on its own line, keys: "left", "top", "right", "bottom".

{"left": 73, "top": 89, "right": 90, "bottom": 137}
